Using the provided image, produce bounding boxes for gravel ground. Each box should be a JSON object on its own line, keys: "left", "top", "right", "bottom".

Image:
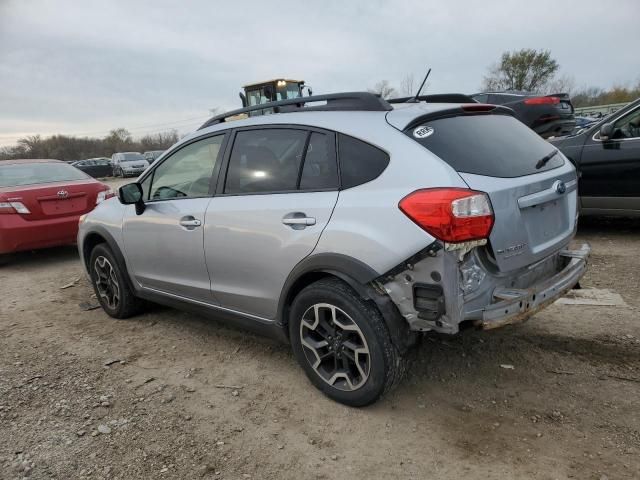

{"left": 1, "top": 201, "right": 639, "bottom": 479}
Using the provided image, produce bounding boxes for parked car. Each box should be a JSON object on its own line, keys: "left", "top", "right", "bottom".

{"left": 0, "top": 159, "right": 114, "bottom": 259}
{"left": 72, "top": 158, "right": 113, "bottom": 178}
{"left": 570, "top": 116, "right": 599, "bottom": 135}
{"left": 111, "top": 152, "right": 149, "bottom": 177}
{"left": 78, "top": 92, "right": 589, "bottom": 406}
{"left": 143, "top": 150, "right": 165, "bottom": 164}
{"left": 471, "top": 91, "right": 576, "bottom": 138}
{"left": 549, "top": 98, "right": 640, "bottom": 216}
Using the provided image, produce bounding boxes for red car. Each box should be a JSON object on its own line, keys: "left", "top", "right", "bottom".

{"left": 0, "top": 159, "right": 114, "bottom": 257}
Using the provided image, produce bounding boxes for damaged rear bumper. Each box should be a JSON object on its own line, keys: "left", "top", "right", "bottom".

{"left": 479, "top": 243, "right": 590, "bottom": 329}
{"left": 380, "top": 242, "right": 590, "bottom": 335}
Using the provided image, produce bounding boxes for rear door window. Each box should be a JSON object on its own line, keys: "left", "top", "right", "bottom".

{"left": 406, "top": 114, "right": 564, "bottom": 177}
{"left": 299, "top": 132, "right": 338, "bottom": 190}
{"left": 338, "top": 134, "right": 390, "bottom": 189}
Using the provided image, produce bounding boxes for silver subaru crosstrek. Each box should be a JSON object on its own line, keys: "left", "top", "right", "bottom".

{"left": 78, "top": 92, "right": 590, "bottom": 406}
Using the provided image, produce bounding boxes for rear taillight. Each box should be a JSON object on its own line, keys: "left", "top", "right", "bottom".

{"left": 96, "top": 188, "right": 115, "bottom": 205}
{"left": 0, "top": 201, "right": 30, "bottom": 214}
{"left": 399, "top": 188, "right": 494, "bottom": 243}
{"left": 524, "top": 96, "right": 560, "bottom": 105}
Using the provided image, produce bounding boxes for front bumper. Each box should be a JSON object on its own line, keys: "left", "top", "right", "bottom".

{"left": 122, "top": 168, "right": 145, "bottom": 176}
{"left": 480, "top": 243, "right": 590, "bottom": 329}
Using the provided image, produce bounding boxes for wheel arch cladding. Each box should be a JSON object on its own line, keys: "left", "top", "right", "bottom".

{"left": 278, "top": 253, "right": 415, "bottom": 353}
{"left": 82, "top": 227, "right": 135, "bottom": 293}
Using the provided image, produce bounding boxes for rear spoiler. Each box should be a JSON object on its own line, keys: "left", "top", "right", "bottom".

{"left": 403, "top": 104, "right": 516, "bottom": 130}
{"left": 388, "top": 93, "right": 478, "bottom": 104}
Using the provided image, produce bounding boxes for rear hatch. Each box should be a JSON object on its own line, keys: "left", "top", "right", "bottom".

{"left": 395, "top": 109, "right": 578, "bottom": 272}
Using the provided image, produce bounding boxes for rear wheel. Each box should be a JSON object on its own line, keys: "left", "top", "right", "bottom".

{"left": 289, "top": 278, "right": 406, "bottom": 407}
{"left": 89, "top": 243, "right": 142, "bottom": 318}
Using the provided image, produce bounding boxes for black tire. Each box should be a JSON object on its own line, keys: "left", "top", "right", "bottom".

{"left": 289, "top": 278, "right": 406, "bottom": 407}
{"left": 89, "top": 243, "right": 142, "bottom": 319}
{"left": 0, "top": 254, "right": 11, "bottom": 267}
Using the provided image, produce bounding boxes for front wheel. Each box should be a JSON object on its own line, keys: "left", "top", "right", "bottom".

{"left": 89, "top": 243, "right": 142, "bottom": 318}
{"left": 289, "top": 278, "right": 406, "bottom": 407}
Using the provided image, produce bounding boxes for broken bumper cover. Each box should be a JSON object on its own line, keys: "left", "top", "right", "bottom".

{"left": 479, "top": 243, "right": 590, "bottom": 329}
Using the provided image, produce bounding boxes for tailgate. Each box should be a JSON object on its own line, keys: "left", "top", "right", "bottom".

{"left": 459, "top": 168, "right": 578, "bottom": 272}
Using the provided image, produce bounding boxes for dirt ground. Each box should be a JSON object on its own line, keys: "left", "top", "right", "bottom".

{"left": 1, "top": 185, "right": 639, "bottom": 479}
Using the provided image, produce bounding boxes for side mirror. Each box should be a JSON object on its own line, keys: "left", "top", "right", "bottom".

{"left": 600, "top": 123, "right": 614, "bottom": 141}
{"left": 118, "top": 183, "right": 145, "bottom": 215}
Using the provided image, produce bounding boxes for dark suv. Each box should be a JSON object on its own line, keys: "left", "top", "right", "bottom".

{"left": 549, "top": 98, "right": 640, "bottom": 216}
{"left": 472, "top": 91, "right": 575, "bottom": 138}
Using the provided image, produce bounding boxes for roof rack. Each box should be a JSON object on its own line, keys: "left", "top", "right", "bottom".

{"left": 387, "top": 93, "right": 477, "bottom": 104}
{"left": 199, "top": 92, "right": 392, "bottom": 130}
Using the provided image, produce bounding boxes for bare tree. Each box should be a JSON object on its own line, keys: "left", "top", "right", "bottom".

{"left": 481, "top": 49, "right": 559, "bottom": 92}
{"left": 368, "top": 80, "right": 396, "bottom": 99}
{"left": 541, "top": 74, "right": 576, "bottom": 95}
{"left": 400, "top": 74, "right": 416, "bottom": 96}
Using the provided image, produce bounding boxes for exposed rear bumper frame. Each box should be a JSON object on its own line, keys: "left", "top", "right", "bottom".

{"left": 478, "top": 243, "right": 590, "bottom": 329}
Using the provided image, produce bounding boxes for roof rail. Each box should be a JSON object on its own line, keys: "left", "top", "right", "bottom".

{"left": 387, "top": 93, "right": 477, "bottom": 104}
{"left": 199, "top": 92, "right": 392, "bottom": 130}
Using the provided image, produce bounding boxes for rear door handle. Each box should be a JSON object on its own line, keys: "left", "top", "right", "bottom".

{"left": 179, "top": 217, "right": 202, "bottom": 228}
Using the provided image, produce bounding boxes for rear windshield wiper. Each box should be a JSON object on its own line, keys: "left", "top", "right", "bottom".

{"left": 535, "top": 149, "right": 558, "bottom": 169}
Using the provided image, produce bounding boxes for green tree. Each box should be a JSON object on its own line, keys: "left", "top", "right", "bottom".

{"left": 482, "top": 49, "right": 559, "bottom": 92}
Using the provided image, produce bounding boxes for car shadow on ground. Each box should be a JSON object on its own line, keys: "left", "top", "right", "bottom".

{"left": 1, "top": 245, "right": 79, "bottom": 268}
{"left": 578, "top": 215, "right": 640, "bottom": 234}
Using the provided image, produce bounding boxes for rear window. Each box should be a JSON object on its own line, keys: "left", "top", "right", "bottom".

{"left": 0, "top": 162, "right": 89, "bottom": 187}
{"left": 406, "top": 114, "right": 564, "bottom": 177}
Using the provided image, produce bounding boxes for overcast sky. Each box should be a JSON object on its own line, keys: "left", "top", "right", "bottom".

{"left": 1, "top": 0, "right": 638, "bottom": 147}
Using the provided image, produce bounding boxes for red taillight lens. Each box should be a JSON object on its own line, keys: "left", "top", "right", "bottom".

{"left": 0, "top": 201, "right": 30, "bottom": 214}
{"left": 96, "top": 188, "right": 115, "bottom": 205}
{"left": 524, "top": 96, "right": 560, "bottom": 105}
{"left": 399, "top": 188, "right": 494, "bottom": 243}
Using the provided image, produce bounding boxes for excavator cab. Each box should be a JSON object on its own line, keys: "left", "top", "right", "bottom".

{"left": 240, "top": 79, "right": 311, "bottom": 116}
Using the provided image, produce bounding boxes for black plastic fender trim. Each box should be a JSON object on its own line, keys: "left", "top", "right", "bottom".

{"left": 81, "top": 226, "right": 137, "bottom": 294}
{"left": 277, "top": 253, "right": 415, "bottom": 353}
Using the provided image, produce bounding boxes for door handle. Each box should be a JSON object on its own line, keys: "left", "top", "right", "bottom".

{"left": 282, "top": 212, "right": 316, "bottom": 229}
{"left": 282, "top": 217, "right": 316, "bottom": 226}
{"left": 179, "top": 217, "right": 202, "bottom": 228}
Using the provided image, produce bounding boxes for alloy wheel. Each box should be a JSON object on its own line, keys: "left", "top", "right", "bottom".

{"left": 93, "top": 256, "right": 120, "bottom": 310}
{"left": 299, "top": 303, "right": 370, "bottom": 391}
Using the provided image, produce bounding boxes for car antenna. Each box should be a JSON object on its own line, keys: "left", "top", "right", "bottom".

{"left": 407, "top": 68, "right": 431, "bottom": 103}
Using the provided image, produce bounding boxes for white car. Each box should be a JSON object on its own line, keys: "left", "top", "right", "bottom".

{"left": 111, "top": 152, "right": 149, "bottom": 177}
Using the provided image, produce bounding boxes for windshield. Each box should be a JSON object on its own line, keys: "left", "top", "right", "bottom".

{"left": 406, "top": 114, "right": 564, "bottom": 177}
{"left": 0, "top": 162, "right": 90, "bottom": 187}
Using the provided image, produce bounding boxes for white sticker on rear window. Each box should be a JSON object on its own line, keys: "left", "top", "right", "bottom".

{"left": 413, "top": 126, "right": 434, "bottom": 139}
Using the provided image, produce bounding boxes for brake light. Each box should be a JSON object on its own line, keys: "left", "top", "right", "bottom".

{"left": 399, "top": 188, "right": 494, "bottom": 243}
{"left": 0, "top": 201, "right": 30, "bottom": 214}
{"left": 462, "top": 104, "right": 496, "bottom": 112}
{"left": 524, "top": 96, "right": 560, "bottom": 105}
{"left": 96, "top": 188, "right": 115, "bottom": 205}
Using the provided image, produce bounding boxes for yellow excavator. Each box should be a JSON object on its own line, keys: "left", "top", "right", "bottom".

{"left": 239, "top": 79, "right": 312, "bottom": 116}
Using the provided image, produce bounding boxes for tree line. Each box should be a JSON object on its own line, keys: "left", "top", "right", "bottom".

{"left": 369, "top": 48, "right": 640, "bottom": 108}
{"left": 3, "top": 49, "right": 639, "bottom": 161}
{"left": 0, "top": 128, "right": 179, "bottom": 161}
